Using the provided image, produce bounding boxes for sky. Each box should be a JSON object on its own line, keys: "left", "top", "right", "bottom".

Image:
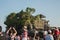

{"left": 0, "top": 0, "right": 60, "bottom": 31}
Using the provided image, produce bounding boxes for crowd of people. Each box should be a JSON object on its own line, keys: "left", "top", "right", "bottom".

{"left": 44, "top": 27, "right": 60, "bottom": 40}
{"left": 0, "top": 25, "right": 60, "bottom": 40}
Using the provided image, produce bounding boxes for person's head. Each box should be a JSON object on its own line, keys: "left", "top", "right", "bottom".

{"left": 23, "top": 26, "right": 27, "bottom": 30}
{"left": 9, "top": 30, "right": 14, "bottom": 36}
{"left": 48, "top": 30, "right": 52, "bottom": 34}
{"left": 24, "top": 26, "right": 27, "bottom": 28}
{"left": 0, "top": 26, "right": 2, "bottom": 32}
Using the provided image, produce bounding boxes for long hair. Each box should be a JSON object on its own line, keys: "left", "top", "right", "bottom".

{"left": 8, "top": 29, "right": 15, "bottom": 36}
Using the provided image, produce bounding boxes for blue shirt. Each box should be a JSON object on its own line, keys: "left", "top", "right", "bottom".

{"left": 45, "top": 34, "right": 54, "bottom": 40}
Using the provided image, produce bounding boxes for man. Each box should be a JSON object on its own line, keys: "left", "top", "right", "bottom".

{"left": 54, "top": 27, "right": 59, "bottom": 40}
{"left": 22, "top": 26, "right": 28, "bottom": 40}
{"left": 45, "top": 30, "right": 54, "bottom": 40}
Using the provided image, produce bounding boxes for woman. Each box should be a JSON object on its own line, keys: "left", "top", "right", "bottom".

{"left": 6, "top": 27, "right": 17, "bottom": 40}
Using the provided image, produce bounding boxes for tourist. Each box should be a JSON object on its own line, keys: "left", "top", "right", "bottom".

{"left": 22, "top": 26, "right": 28, "bottom": 40}
{"left": 6, "top": 27, "right": 17, "bottom": 40}
{"left": 45, "top": 30, "right": 54, "bottom": 40}
{"left": 54, "top": 27, "right": 59, "bottom": 40}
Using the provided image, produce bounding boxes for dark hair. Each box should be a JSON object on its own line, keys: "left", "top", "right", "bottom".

{"left": 0, "top": 26, "right": 2, "bottom": 32}
{"left": 8, "top": 29, "right": 15, "bottom": 36}
{"left": 48, "top": 30, "right": 52, "bottom": 34}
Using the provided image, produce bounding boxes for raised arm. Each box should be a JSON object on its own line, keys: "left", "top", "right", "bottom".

{"left": 6, "top": 27, "right": 11, "bottom": 34}
{"left": 13, "top": 27, "right": 17, "bottom": 36}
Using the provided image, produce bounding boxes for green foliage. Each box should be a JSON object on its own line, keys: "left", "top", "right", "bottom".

{"left": 4, "top": 7, "right": 45, "bottom": 35}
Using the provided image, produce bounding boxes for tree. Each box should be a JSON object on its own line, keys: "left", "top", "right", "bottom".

{"left": 4, "top": 7, "right": 35, "bottom": 35}
{"left": 4, "top": 13, "right": 16, "bottom": 28}
{"left": 4, "top": 7, "right": 46, "bottom": 35}
{"left": 26, "top": 7, "right": 35, "bottom": 14}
